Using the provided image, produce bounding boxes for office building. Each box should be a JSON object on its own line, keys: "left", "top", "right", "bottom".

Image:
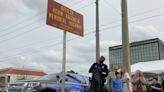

{"left": 109, "top": 38, "right": 164, "bottom": 67}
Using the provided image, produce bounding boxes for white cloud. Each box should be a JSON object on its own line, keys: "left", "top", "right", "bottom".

{"left": 22, "top": 0, "right": 47, "bottom": 13}
{"left": 129, "top": 25, "right": 160, "bottom": 42}
{"left": 8, "top": 39, "right": 119, "bottom": 75}
{"left": 0, "top": 0, "right": 164, "bottom": 76}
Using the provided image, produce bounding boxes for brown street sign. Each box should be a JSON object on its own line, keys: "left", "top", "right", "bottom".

{"left": 46, "top": 0, "right": 84, "bottom": 36}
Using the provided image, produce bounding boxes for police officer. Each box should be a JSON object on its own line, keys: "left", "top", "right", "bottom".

{"left": 89, "top": 56, "right": 108, "bottom": 92}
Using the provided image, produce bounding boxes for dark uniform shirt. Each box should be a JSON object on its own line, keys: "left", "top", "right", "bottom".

{"left": 162, "top": 80, "right": 164, "bottom": 90}
{"left": 89, "top": 62, "right": 108, "bottom": 92}
{"left": 151, "top": 83, "right": 161, "bottom": 92}
{"left": 89, "top": 63, "right": 108, "bottom": 83}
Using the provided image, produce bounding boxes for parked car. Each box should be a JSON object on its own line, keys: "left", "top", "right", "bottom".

{"left": 6, "top": 72, "right": 89, "bottom": 92}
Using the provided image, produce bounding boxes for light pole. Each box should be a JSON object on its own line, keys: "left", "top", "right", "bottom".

{"left": 96, "top": 0, "right": 100, "bottom": 62}
{"left": 121, "top": 0, "right": 131, "bottom": 74}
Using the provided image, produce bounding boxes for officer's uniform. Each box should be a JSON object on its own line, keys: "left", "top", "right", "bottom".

{"left": 89, "top": 63, "right": 108, "bottom": 92}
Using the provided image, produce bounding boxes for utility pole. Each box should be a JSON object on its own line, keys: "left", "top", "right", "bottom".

{"left": 61, "top": 31, "right": 67, "bottom": 92}
{"left": 96, "top": 0, "right": 100, "bottom": 62}
{"left": 121, "top": 0, "right": 131, "bottom": 74}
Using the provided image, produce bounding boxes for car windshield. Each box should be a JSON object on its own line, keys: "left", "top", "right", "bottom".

{"left": 39, "top": 73, "right": 88, "bottom": 84}
{"left": 39, "top": 73, "right": 61, "bottom": 81}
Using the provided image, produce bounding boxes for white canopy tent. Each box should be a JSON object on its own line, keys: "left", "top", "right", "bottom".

{"left": 131, "top": 60, "right": 164, "bottom": 75}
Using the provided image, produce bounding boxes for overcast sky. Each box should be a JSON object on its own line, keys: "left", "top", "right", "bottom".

{"left": 0, "top": 0, "right": 164, "bottom": 76}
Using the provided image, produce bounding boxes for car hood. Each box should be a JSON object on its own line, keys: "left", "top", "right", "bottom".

{"left": 9, "top": 80, "right": 58, "bottom": 85}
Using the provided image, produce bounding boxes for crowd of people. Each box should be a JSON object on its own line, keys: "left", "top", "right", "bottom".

{"left": 108, "top": 64, "right": 164, "bottom": 92}
{"left": 89, "top": 56, "right": 164, "bottom": 92}
{"left": 38, "top": 56, "right": 164, "bottom": 92}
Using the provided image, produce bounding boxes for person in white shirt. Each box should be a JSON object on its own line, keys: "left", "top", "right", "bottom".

{"left": 120, "top": 68, "right": 132, "bottom": 92}
{"left": 107, "top": 64, "right": 119, "bottom": 92}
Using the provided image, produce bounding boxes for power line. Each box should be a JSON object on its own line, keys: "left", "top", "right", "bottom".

{"left": 0, "top": 13, "right": 164, "bottom": 62}
{"left": 0, "top": 18, "right": 45, "bottom": 44}
{"left": 26, "top": 13, "right": 164, "bottom": 48}
{"left": 19, "top": 13, "right": 164, "bottom": 47}
{"left": 61, "top": 0, "right": 70, "bottom": 4}
{"left": 0, "top": 1, "right": 97, "bottom": 58}
{"left": 0, "top": 0, "right": 87, "bottom": 32}
{"left": 0, "top": 11, "right": 45, "bottom": 33}
{"left": 129, "top": 6, "right": 164, "bottom": 18}
{"left": 0, "top": 36, "right": 60, "bottom": 54}
{"left": 0, "top": 4, "right": 163, "bottom": 53}
{"left": 103, "top": 0, "right": 164, "bottom": 18}
{"left": 0, "top": 31, "right": 95, "bottom": 62}
{"left": 0, "top": 11, "right": 164, "bottom": 58}
{"left": 69, "top": 0, "right": 86, "bottom": 8}
{"left": 0, "top": 27, "right": 95, "bottom": 55}
{"left": 1, "top": 1, "right": 163, "bottom": 40}
{"left": 100, "top": 6, "right": 164, "bottom": 26}
{"left": 0, "top": 2, "right": 94, "bottom": 44}
{"left": 0, "top": 25, "right": 110, "bottom": 62}
{"left": 0, "top": 27, "right": 96, "bottom": 57}
{"left": 130, "top": 13, "right": 164, "bottom": 23}
{"left": 100, "top": 14, "right": 164, "bottom": 32}
{"left": 1, "top": 0, "right": 162, "bottom": 44}
{"left": 0, "top": 16, "right": 44, "bottom": 38}
{"left": 103, "top": 0, "right": 121, "bottom": 14}
{"left": 0, "top": 0, "right": 164, "bottom": 61}
{"left": 0, "top": 0, "right": 92, "bottom": 39}
{"left": 76, "top": 2, "right": 95, "bottom": 11}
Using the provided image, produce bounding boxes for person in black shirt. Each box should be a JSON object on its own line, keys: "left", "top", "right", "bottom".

{"left": 88, "top": 56, "right": 108, "bottom": 92}
{"left": 151, "top": 78, "right": 162, "bottom": 92}
{"left": 162, "top": 79, "right": 164, "bottom": 91}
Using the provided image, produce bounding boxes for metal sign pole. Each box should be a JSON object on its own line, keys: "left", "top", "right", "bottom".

{"left": 46, "top": 1, "right": 83, "bottom": 91}
{"left": 61, "top": 31, "right": 67, "bottom": 92}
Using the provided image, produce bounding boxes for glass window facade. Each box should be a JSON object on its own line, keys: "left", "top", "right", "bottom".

{"left": 109, "top": 39, "right": 163, "bottom": 68}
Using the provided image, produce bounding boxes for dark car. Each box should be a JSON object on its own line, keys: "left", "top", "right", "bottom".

{"left": 6, "top": 73, "right": 89, "bottom": 92}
